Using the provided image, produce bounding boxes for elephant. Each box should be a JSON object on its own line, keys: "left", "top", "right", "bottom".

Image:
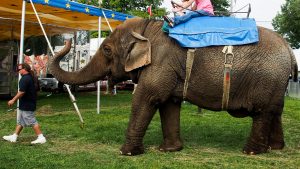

{"left": 50, "top": 18, "right": 298, "bottom": 156}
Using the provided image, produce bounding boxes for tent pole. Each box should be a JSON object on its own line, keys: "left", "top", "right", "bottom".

{"left": 97, "top": 0, "right": 102, "bottom": 114}
{"left": 16, "top": 0, "right": 27, "bottom": 117}
{"left": 19, "top": 0, "right": 26, "bottom": 64}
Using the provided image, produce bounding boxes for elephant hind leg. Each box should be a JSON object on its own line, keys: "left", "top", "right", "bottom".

{"left": 268, "top": 113, "right": 285, "bottom": 150}
{"left": 158, "top": 98, "right": 183, "bottom": 152}
{"left": 243, "top": 110, "right": 272, "bottom": 155}
{"left": 243, "top": 103, "right": 286, "bottom": 154}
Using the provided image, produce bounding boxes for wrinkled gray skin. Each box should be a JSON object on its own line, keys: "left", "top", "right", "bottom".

{"left": 50, "top": 18, "right": 298, "bottom": 156}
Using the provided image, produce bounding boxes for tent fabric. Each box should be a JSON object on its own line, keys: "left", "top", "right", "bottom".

{"left": 168, "top": 16, "right": 259, "bottom": 48}
{"left": 31, "top": 0, "right": 132, "bottom": 22}
{"left": 0, "top": 0, "right": 134, "bottom": 41}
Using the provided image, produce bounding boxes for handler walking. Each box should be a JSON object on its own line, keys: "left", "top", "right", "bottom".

{"left": 3, "top": 63, "right": 46, "bottom": 144}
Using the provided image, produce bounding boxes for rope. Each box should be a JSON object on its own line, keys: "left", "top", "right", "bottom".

{"left": 101, "top": 10, "right": 113, "bottom": 32}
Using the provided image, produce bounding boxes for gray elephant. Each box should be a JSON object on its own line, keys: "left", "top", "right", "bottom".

{"left": 50, "top": 18, "right": 298, "bottom": 156}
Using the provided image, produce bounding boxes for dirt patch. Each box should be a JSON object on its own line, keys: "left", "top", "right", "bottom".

{"left": 36, "top": 105, "right": 54, "bottom": 115}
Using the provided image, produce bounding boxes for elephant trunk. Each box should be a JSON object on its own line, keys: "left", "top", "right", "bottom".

{"left": 49, "top": 40, "right": 108, "bottom": 85}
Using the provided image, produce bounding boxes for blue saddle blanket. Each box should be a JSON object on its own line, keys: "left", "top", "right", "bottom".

{"left": 168, "top": 16, "right": 259, "bottom": 48}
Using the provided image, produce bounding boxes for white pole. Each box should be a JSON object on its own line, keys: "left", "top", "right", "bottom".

{"left": 17, "top": 0, "right": 27, "bottom": 118}
{"left": 97, "top": 0, "right": 102, "bottom": 114}
{"left": 19, "top": 0, "right": 26, "bottom": 64}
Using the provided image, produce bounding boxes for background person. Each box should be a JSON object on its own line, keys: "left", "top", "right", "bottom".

{"left": 164, "top": 0, "right": 214, "bottom": 27}
{"left": 3, "top": 63, "right": 46, "bottom": 144}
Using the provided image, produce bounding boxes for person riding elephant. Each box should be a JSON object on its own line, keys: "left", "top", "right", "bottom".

{"left": 50, "top": 18, "right": 298, "bottom": 156}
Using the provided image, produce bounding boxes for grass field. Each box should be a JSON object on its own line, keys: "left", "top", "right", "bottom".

{"left": 0, "top": 91, "right": 299, "bottom": 168}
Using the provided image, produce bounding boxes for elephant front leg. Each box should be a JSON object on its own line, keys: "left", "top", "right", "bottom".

{"left": 120, "top": 95, "right": 157, "bottom": 156}
{"left": 243, "top": 112, "right": 272, "bottom": 155}
{"left": 158, "top": 99, "right": 183, "bottom": 152}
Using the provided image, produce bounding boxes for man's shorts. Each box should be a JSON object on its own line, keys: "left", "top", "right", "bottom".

{"left": 17, "top": 110, "right": 38, "bottom": 127}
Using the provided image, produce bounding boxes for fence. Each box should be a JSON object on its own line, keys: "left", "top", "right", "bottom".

{"left": 286, "top": 81, "right": 300, "bottom": 99}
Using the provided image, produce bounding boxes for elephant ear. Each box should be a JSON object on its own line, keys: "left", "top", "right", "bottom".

{"left": 125, "top": 32, "right": 151, "bottom": 72}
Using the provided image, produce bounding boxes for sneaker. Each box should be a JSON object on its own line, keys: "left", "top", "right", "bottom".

{"left": 31, "top": 136, "right": 46, "bottom": 144}
{"left": 163, "top": 15, "right": 174, "bottom": 27}
{"left": 3, "top": 134, "right": 17, "bottom": 143}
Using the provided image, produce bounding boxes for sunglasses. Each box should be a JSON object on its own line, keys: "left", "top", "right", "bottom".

{"left": 17, "top": 65, "right": 23, "bottom": 71}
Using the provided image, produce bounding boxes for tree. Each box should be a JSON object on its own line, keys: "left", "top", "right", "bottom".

{"left": 212, "top": 0, "right": 230, "bottom": 15}
{"left": 272, "top": 0, "right": 300, "bottom": 49}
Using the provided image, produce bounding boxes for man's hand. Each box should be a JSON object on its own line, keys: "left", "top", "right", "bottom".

{"left": 7, "top": 99, "right": 15, "bottom": 107}
{"left": 7, "top": 91, "right": 25, "bottom": 107}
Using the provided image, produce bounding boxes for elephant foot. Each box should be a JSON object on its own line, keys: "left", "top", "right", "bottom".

{"left": 243, "top": 139, "right": 270, "bottom": 155}
{"left": 268, "top": 141, "right": 285, "bottom": 150}
{"left": 158, "top": 140, "right": 183, "bottom": 152}
{"left": 120, "top": 143, "right": 144, "bottom": 156}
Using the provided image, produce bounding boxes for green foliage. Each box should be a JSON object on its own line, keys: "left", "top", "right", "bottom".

{"left": 101, "top": 0, "right": 163, "bottom": 13}
{"left": 90, "top": 31, "right": 110, "bottom": 38}
{"left": 101, "top": 0, "right": 169, "bottom": 19}
{"left": 273, "top": 0, "right": 300, "bottom": 49}
{"left": 0, "top": 92, "right": 299, "bottom": 168}
{"left": 76, "top": 0, "right": 100, "bottom": 6}
{"left": 212, "top": 0, "right": 230, "bottom": 15}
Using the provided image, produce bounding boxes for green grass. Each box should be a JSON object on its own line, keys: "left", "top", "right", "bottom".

{"left": 0, "top": 91, "right": 300, "bottom": 169}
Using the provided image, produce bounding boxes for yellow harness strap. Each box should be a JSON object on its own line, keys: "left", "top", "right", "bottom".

{"left": 183, "top": 49, "right": 195, "bottom": 99}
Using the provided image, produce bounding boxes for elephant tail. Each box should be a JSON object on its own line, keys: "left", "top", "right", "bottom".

{"left": 289, "top": 47, "right": 298, "bottom": 82}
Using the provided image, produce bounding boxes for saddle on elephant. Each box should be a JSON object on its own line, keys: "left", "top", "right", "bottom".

{"left": 163, "top": 16, "right": 259, "bottom": 48}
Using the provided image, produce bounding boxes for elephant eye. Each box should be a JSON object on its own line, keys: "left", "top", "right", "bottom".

{"left": 103, "top": 45, "right": 112, "bottom": 57}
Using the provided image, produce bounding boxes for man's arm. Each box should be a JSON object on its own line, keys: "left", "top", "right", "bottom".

{"left": 8, "top": 91, "right": 25, "bottom": 107}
